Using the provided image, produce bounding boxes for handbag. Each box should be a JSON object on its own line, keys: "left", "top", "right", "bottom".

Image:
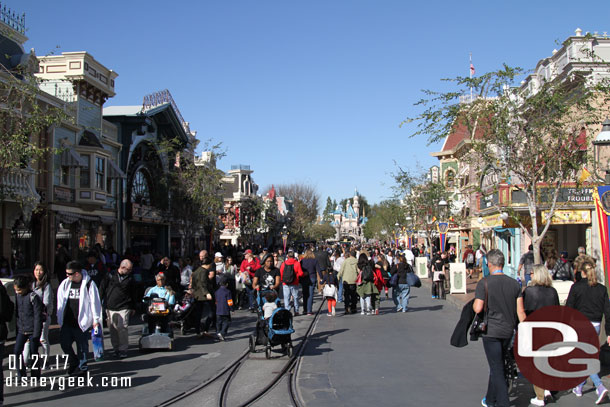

{"left": 389, "top": 273, "right": 399, "bottom": 288}
{"left": 356, "top": 271, "right": 363, "bottom": 285}
{"left": 406, "top": 272, "right": 421, "bottom": 288}
{"left": 322, "top": 284, "right": 337, "bottom": 298}
{"left": 470, "top": 278, "right": 488, "bottom": 337}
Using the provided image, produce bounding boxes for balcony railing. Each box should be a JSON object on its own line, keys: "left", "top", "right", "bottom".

{"left": 0, "top": 167, "right": 39, "bottom": 203}
{"left": 0, "top": 3, "right": 25, "bottom": 34}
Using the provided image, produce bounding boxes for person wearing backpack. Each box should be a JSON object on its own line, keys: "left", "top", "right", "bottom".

{"left": 552, "top": 251, "right": 574, "bottom": 281}
{"left": 300, "top": 249, "right": 321, "bottom": 315}
{"left": 390, "top": 254, "right": 410, "bottom": 312}
{"left": 13, "top": 274, "right": 43, "bottom": 379}
{"left": 463, "top": 245, "right": 476, "bottom": 279}
{"left": 280, "top": 249, "right": 304, "bottom": 316}
{"left": 57, "top": 261, "right": 103, "bottom": 374}
{"left": 22, "top": 262, "right": 53, "bottom": 367}
{"left": 356, "top": 254, "right": 378, "bottom": 315}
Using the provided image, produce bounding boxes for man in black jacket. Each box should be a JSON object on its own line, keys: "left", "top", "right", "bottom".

{"left": 101, "top": 259, "right": 137, "bottom": 358}
{"left": 315, "top": 246, "right": 332, "bottom": 293}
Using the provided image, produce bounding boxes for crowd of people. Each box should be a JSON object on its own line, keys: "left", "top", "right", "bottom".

{"left": 471, "top": 246, "right": 609, "bottom": 407}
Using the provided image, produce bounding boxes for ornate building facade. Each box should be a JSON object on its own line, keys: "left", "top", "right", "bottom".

{"left": 331, "top": 192, "right": 367, "bottom": 242}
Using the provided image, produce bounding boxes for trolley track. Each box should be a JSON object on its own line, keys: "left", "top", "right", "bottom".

{"left": 157, "top": 297, "right": 324, "bottom": 407}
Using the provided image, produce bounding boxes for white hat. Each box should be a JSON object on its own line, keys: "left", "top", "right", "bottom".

{"left": 214, "top": 252, "right": 224, "bottom": 258}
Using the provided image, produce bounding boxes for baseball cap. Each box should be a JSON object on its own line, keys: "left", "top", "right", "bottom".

{"left": 245, "top": 249, "right": 253, "bottom": 254}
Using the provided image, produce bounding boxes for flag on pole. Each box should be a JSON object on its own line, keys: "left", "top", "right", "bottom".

{"left": 470, "top": 62, "right": 475, "bottom": 77}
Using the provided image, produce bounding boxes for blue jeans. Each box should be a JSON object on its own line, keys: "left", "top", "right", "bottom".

{"left": 301, "top": 280, "right": 315, "bottom": 313}
{"left": 578, "top": 324, "right": 603, "bottom": 388}
{"left": 245, "top": 286, "right": 256, "bottom": 309}
{"left": 482, "top": 337, "right": 512, "bottom": 407}
{"left": 398, "top": 284, "right": 410, "bottom": 311}
{"left": 392, "top": 286, "right": 399, "bottom": 307}
{"left": 14, "top": 333, "right": 40, "bottom": 376}
{"left": 524, "top": 273, "right": 532, "bottom": 286}
{"left": 282, "top": 285, "right": 300, "bottom": 313}
{"left": 60, "top": 324, "right": 90, "bottom": 371}
{"left": 216, "top": 315, "right": 230, "bottom": 337}
{"left": 337, "top": 277, "right": 343, "bottom": 302}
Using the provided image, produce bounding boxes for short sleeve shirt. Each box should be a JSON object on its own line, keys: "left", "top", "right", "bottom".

{"left": 255, "top": 267, "right": 280, "bottom": 291}
{"left": 475, "top": 274, "right": 522, "bottom": 339}
{"left": 519, "top": 251, "right": 535, "bottom": 274}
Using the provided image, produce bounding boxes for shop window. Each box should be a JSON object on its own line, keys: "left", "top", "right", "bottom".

{"left": 80, "top": 154, "right": 90, "bottom": 188}
{"left": 95, "top": 156, "right": 105, "bottom": 190}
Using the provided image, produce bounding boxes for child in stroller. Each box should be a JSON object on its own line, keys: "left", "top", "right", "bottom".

{"left": 249, "top": 289, "right": 294, "bottom": 359}
{"left": 173, "top": 289, "right": 197, "bottom": 335}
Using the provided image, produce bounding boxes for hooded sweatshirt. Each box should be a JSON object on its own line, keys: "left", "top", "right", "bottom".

{"left": 338, "top": 257, "right": 359, "bottom": 284}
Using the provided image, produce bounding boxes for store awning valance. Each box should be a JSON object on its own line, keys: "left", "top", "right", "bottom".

{"left": 56, "top": 211, "right": 100, "bottom": 224}
{"left": 493, "top": 227, "right": 514, "bottom": 236}
{"left": 60, "top": 148, "right": 87, "bottom": 167}
{"left": 107, "top": 159, "right": 126, "bottom": 179}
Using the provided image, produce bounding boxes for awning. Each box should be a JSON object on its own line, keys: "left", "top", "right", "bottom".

{"left": 107, "top": 159, "right": 126, "bottom": 179}
{"left": 493, "top": 227, "right": 514, "bottom": 236}
{"left": 60, "top": 148, "right": 87, "bottom": 167}
{"left": 56, "top": 211, "right": 100, "bottom": 224}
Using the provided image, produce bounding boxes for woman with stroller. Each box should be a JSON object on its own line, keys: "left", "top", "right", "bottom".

{"left": 253, "top": 254, "right": 281, "bottom": 294}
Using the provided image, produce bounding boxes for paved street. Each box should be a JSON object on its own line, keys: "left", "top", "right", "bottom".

{"left": 4, "top": 287, "right": 610, "bottom": 406}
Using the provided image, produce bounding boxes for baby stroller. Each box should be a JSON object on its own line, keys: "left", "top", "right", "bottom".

{"left": 249, "top": 290, "right": 295, "bottom": 359}
{"left": 172, "top": 293, "right": 198, "bottom": 335}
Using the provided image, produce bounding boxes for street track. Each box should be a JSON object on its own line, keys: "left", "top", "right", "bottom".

{"left": 157, "top": 298, "right": 324, "bottom": 407}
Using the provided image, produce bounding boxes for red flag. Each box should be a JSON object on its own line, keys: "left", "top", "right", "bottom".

{"left": 470, "top": 63, "right": 475, "bottom": 77}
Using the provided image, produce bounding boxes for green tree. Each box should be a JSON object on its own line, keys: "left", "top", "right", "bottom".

{"left": 322, "top": 196, "right": 334, "bottom": 222}
{"left": 404, "top": 60, "right": 610, "bottom": 263}
{"left": 161, "top": 139, "right": 226, "bottom": 256}
{"left": 361, "top": 200, "right": 404, "bottom": 241}
{"left": 238, "top": 197, "right": 264, "bottom": 247}
{"left": 304, "top": 223, "right": 336, "bottom": 242}
{"left": 277, "top": 183, "right": 319, "bottom": 241}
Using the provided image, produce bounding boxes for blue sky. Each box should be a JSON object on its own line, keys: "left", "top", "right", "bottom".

{"left": 18, "top": 0, "right": 610, "bottom": 206}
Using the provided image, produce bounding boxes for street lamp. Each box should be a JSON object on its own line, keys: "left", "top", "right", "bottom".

{"left": 281, "top": 225, "right": 289, "bottom": 252}
{"left": 405, "top": 215, "right": 414, "bottom": 249}
{"left": 593, "top": 118, "right": 610, "bottom": 184}
{"left": 437, "top": 199, "right": 449, "bottom": 252}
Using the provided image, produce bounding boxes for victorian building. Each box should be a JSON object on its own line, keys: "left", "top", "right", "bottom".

{"left": 218, "top": 165, "right": 260, "bottom": 246}
{"left": 104, "top": 90, "right": 197, "bottom": 257}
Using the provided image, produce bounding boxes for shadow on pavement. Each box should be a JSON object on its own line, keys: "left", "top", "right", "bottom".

{"left": 407, "top": 304, "right": 444, "bottom": 312}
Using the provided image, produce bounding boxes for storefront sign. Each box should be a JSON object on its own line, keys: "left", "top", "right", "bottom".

{"left": 541, "top": 210, "right": 591, "bottom": 225}
{"left": 479, "top": 192, "right": 499, "bottom": 209}
{"left": 54, "top": 186, "right": 74, "bottom": 203}
{"left": 513, "top": 187, "right": 594, "bottom": 206}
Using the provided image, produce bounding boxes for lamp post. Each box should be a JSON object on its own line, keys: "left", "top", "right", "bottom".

{"left": 437, "top": 199, "right": 449, "bottom": 252}
{"left": 594, "top": 118, "right": 610, "bottom": 184}
{"left": 405, "top": 215, "right": 413, "bottom": 249}
{"left": 281, "top": 225, "right": 289, "bottom": 252}
{"left": 394, "top": 222, "right": 400, "bottom": 248}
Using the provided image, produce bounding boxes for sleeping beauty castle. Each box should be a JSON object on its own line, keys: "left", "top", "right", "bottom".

{"left": 330, "top": 191, "right": 367, "bottom": 242}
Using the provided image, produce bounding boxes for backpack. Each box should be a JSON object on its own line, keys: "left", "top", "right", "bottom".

{"left": 553, "top": 262, "right": 573, "bottom": 281}
{"left": 0, "top": 283, "right": 14, "bottom": 323}
{"left": 30, "top": 291, "right": 48, "bottom": 320}
{"left": 361, "top": 264, "right": 374, "bottom": 283}
{"left": 282, "top": 263, "right": 296, "bottom": 284}
{"left": 466, "top": 252, "right": 474, "bottom": 265}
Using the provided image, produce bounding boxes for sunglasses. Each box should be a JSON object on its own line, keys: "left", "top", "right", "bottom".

{"left": 66, "top": 271, "right": 78, "bottom": 276}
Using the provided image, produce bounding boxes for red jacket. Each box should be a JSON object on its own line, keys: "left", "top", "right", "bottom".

{"left": 373, "top": 265, "right": 386, "bottom": 291}
{"left": 280, "top": 258, "right": 304, "bottom": 286}
{"left": 240, "top": 257, "right": 261, "bottom": 279}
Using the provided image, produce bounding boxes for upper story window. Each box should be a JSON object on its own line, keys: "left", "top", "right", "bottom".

{"left": 80, "top": 154, "right": 90, "bottom": 188}
{"left": 95, "top": 157, "right": 105, "bottom": 190}
{"left": 445, "top": 169, "right": 456, "bottom": 188}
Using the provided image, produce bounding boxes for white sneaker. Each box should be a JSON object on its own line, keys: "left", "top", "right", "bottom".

{"left": 530, "top": 397, "right": 544, "bottom": 406}
{"left": 544, "top": 390, "right": 552, "bottom": 400}
{"left": 361, "top": 311, "right": 365, "bottom": 315}
{"left": 331, "top": 307, "right": 335, "bottom": 316}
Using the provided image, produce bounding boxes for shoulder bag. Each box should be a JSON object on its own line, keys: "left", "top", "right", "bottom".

{"left": 406, "top": 271, "right": 421, "bottom": 288}
{"left": 470, "top": 278, "right": 488, "bottom": 337}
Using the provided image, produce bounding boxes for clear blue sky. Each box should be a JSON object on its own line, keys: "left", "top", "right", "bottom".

{"left": 18, "top": 0, "right": 610, "bottom": 206}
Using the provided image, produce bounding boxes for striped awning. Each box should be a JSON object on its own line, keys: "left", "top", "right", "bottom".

{"left": 107, "top": 159, "right": 126, "bottom": 179}
{"left": 60, "top": 148, "right": 87, "bottom": 167}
